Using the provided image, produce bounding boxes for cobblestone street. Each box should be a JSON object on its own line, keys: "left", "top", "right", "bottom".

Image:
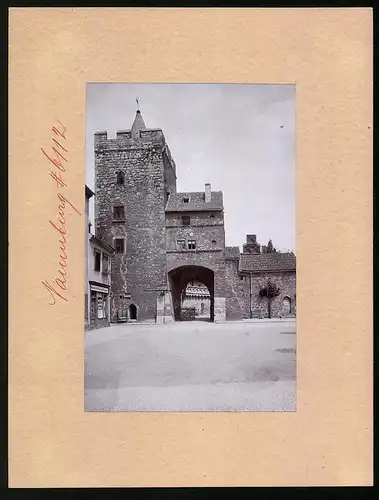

{"left": 85, "top": 319, "right": 296, "bottom": 412}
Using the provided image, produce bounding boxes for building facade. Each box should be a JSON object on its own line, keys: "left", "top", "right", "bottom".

{"left": 225, "top": 236, "right": 296, "bottom": 320}
{"left": 93, "top": 110, "right": 296, "bottom": 323}
{"left": 85, "top": 185, "right": 115, "bottom": 330}
{"left": 85, "top": 185, "right": 94, "bottom": 330}
{"left": 181, "top": 280, "right": 211, "bottom": 320}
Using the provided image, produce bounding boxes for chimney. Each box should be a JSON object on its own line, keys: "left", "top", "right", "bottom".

{"left": 247, "top": 234, "right": 257, "bottom": 243}
{"left": 205, "top": 183, "right": 211, "bottom": 203}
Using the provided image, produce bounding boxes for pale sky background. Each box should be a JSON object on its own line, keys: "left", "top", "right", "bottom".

{"left": 86, "top": 83, "right": 295, "bottom": 252}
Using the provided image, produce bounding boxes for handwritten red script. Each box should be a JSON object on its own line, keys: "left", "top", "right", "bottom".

{"left": 41, "top": 120, "right": 82, "bottom": 305}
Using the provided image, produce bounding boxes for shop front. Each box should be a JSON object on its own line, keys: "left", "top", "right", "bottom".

{"left": 89, "top": 282, "right": 111, "bottom": 329}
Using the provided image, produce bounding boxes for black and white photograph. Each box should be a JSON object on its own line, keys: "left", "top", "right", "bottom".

{"left": 84, "top": 83, "right": 296, "bottom": 412}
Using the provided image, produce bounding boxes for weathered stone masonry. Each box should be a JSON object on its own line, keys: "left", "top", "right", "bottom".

{"left": 95, "top": 112, "right": 177, "bottom": 322}
{"left": 94, "top": 110, "right": 296, "bottom": 323}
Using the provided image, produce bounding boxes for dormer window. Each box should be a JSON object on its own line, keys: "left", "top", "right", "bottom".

{"left": 116, "top": 171, "right": 125, "bottom": 186}
{"left": 183, "top": 197, "right": 190, "bottom": 203}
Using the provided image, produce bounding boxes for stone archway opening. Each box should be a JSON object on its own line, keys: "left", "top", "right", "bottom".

{"left": 129, "top": 303, "right": 137, "bottom": 321}
{"left": 181, "top": 278, "right": 212, "bottom": 321}
{"left": 281, "top": 296, "right": 291, "bottom": 317}
{"left": 168, "top": 265, "right": 214, "bottom": 322}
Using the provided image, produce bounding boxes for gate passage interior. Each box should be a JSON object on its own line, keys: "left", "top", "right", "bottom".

{"left": 168, "top": 265, "right": 214, "bottom": 322}
{"left": 181, "top": 307, "right": 196, "bottom": 321}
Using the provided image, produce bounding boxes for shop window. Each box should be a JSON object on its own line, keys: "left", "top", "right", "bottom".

{"left": 188, "top": 240, "right": 196, "bottom": 250}
{"left": 90, "top": 291, "right": 96, "bottom": 320}
{"left": 115, "top": 238, "right": 124, "bottom": 253}
{"left": 97, "top": 293, "right": 104, "bottom": 319}
{"left": 181, "top": 215, "right": 190, "bottom": 226}
{"left": 94, "top": 250, "right": 101, "bottom": 271}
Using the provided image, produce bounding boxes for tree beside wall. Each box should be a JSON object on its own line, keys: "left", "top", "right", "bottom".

{"left": 259, "top": 279, "right": 280, "bottom": 318}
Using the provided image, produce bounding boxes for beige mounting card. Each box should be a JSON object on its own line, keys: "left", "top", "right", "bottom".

{"left": 9, "top": 7, "right": 373, "bottom": 487}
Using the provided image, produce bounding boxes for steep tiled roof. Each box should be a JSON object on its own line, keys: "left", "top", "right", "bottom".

{"left": 240, "top": 252, "right": 296, "bottom": 272}
{"left": 165, "top": 191, "right": 223, "bottom": 212}
{"left": 225, "top": 246, "right": 240, "bottom": 260}
{"left": 185, "top": 285, "right": 210, "bottom": 297}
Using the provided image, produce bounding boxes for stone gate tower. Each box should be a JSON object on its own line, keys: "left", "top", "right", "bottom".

{"left": 94, "top": 110, "right": 177, "bottom": 322}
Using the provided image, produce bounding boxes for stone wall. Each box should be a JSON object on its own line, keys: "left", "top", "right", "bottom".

{"left": 225, "top": 258, "right": 296, "bottom": 320}
{"left": 94, "top": 129, "right": 296, "bottom": 324}
{"left": 156, "top": 291, "right": 175, "bottom": 324}
{"left": 166, "top": 210, "right": 223, "bottom": 227}
{"left": 94, "top": 131, "right": 171, "bottom": 322}
{"left": 249, "top": 271, "right": 296, "bottom": 318}
{"left": 225, "top": 259, "right": 248, "bottom": 320}
{"left": 163, "top": 147, "right": 177, "bottom": 201}
{"left": 166, "top": 212, "right": 225, "bottom": 254}
{"left": 166, "top": 207, "right": 226, "bottom": 297}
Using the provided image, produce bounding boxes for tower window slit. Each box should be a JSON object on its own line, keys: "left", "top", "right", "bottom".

{"left": 113, "top": 206, "right": 125, "bottom": 220}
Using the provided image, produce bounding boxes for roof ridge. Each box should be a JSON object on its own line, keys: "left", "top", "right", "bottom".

{"left": 239, "top": 251, "right": 296, "bottom": 272}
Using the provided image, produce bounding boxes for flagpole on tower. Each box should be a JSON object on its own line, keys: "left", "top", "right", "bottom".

{"left": 136, "top": 96, "right": 139, "bottom": 112}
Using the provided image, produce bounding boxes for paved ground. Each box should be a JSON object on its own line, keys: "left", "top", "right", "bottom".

{"left": 84, "top": 319, "right": 296, "bottom": 412}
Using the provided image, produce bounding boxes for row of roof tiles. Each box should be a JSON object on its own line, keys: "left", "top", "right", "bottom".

{"left": 165, "top": 191, "right": 223, "bottom": 212}
{"left": 238, "top": 252, "right": 296, "bottom": 273}
{"left": 225, "top": 245, "right": 296, "bottom": 272}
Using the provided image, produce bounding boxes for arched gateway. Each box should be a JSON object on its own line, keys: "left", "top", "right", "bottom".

{"left": 168, "top": 265, "right": 215, "bottom": 322}
{"left": 93, "top": 110, "right": 296, "bottom": 324}
{"left": 129, "top": 303, "right": 137, "bottom": 321}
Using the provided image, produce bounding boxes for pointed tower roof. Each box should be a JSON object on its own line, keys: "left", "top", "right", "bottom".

{"left": 131, "top": 110, "right": 146, "bottom": 138}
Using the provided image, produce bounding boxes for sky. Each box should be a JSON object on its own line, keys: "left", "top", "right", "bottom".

{"left": 86, "top": 83, "right": 295, "bottom": 252}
